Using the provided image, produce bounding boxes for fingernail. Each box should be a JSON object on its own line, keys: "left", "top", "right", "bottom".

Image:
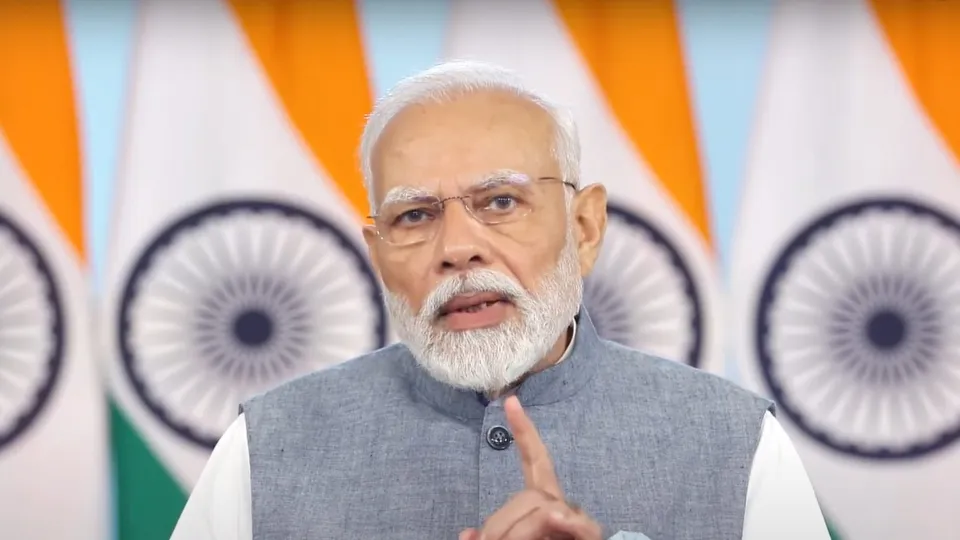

{"left": 550, "top": 510, "right": 567, "bottom": 521}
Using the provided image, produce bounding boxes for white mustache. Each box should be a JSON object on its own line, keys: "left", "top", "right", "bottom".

{"left": 420, "top": 269, "right": 528, "bottom": 320}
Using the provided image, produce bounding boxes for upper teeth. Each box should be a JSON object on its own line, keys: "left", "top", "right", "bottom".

{"left": 459, "top": 300, "right": 498, "bottom": 313}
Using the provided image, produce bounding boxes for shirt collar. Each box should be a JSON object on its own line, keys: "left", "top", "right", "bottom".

{"left": 554, "top": 316, "right": 577, "bottom": 365}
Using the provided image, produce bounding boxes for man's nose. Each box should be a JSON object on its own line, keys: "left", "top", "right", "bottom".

{"left": 435, "top": 201, "right": 491, "bottom": 274}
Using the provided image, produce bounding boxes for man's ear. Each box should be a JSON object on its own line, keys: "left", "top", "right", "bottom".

{"left": 362, "top": 225, "right": 382, "bottom": 277}
{"left": 572, "top": 183, "right": 607, "bottom": 277}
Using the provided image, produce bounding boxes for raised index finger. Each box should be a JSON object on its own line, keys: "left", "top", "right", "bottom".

{"left": 504, "top": 395, "right": 562, "bottom": 498}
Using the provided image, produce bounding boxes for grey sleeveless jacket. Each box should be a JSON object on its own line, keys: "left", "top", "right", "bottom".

{"left": 241, "top": 309, "right": 773, "bottom": 539}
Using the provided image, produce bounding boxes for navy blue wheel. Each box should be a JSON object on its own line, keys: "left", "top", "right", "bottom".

{"left": 117, "top": 198, "right": 387, "bottom": 449}
{"left": 0, "top": 211, "right": 64, "bottom": 451}
{"left": 583, "top": 202, "right": 704, "bottom": 367}
{"left": 755, "top": 197, "right": 960, "bottom": 459}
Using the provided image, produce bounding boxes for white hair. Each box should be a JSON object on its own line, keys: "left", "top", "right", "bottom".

{"left": 359, "top": 60, "right": 582, "bottom": 212}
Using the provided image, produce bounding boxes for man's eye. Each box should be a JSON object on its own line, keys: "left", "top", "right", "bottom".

{"left": 395, "top": 208, "right": 433, "bottom": 225}
{"left": 488, "top": 195, "right": 518, "bottom": 211}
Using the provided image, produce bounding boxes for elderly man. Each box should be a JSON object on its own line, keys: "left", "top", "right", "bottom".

{"left": 172, "top": 61, "right": 829, "bottom": 540}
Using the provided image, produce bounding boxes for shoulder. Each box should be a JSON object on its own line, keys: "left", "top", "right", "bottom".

{"left": 240, "top": 343, "right": 411, "bottom": 420}
{"left": 587, "top": 339, "right": 775, "bottom": 473}
{"left": 594, "top": 338, "right": 774, "bottom": 416}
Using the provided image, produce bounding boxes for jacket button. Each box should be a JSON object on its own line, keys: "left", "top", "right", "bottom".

{"left": 486, "top": 425, "right": 513, "bottom": 451}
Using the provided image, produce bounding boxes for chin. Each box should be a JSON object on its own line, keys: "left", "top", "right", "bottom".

{"left": 429, "top": 363, "right": 531, "bottom": 394}
{"left": 415, "top": 335, "right": 545, "bottom": 393}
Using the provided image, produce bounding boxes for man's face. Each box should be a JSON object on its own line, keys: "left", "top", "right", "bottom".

{"left": 363, "top": 90, "right": 606, "bottom": 392}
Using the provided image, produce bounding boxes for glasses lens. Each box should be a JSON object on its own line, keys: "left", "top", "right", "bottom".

{"left": 378, "top": 202, "right": 440, "bottom": 245}
{"left": 467, "top": 183, "right": 537, "bottom": 224}
{"left": 374, "top": 182, "right": 555, "bottom": 245}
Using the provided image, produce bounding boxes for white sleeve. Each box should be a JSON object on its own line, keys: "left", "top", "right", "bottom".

{"left": 742, "top": 411, "right": 831, "bottom": 540}
{"left": 170, "top": 414, "right": 253, "bottom": 540}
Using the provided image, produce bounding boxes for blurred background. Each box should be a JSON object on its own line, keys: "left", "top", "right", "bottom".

{"left": 1, "top": 0, "right": 959, "bottom": 538}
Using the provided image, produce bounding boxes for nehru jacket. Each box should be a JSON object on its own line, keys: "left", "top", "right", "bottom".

{"left": 172, "top": 309, "right": 829, "bottom": 539}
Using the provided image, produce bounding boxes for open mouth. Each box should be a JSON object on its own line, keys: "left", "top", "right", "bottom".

{"left": 438, "top": 292, "right": 511, "bottom": 317}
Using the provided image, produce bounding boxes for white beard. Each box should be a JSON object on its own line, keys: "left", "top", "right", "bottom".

{"left": 383, "top": 228, "right": 583, "bottom": 393}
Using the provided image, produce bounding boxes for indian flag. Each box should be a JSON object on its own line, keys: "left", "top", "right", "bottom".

{"left": 731, "top": 0, "right": 960, "bottom": 538}
{"left": 101, "top": 1, "right": 387, "bottom": 538}
{"left": 0, "top": 1, "right": 109, "bottom": 537}
{"left": 444, "top": 0, "right": 724, "bottom": 374}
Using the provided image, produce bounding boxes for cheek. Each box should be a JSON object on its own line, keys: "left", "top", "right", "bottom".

{"left": 375, "top": 250, "right": 433, "bottom": 311}
{"left": 499, "top": 241, "right": 565, "bottom": 292}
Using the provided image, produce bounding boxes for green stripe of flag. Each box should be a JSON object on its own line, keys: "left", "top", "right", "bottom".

{"left": 111, "top": 400, "right": 187, "bottom": 540}
{"left": 823, "top": 511, "right": 844, "bottom": 540}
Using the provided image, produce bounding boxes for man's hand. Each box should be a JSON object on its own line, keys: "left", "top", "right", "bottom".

{"left": 460, "top": 396, "right": 603, "bottom": 540}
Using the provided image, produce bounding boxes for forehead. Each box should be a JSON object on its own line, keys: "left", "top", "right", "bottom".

{"left": 370, "top": 90, "right": 558, "bottom": 196}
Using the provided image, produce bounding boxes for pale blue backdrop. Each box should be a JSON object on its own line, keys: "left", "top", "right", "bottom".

{"left": 64, "top": 0, "right": 775, "bottom": 385}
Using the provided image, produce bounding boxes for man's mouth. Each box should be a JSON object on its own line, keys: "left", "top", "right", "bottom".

{"left": 438, "top": 292, "right": 510, "bottom": 317}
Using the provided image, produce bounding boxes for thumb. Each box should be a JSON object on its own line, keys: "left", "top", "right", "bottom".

{"left": 459, "top": 528, "right": 479, "bottom": 540}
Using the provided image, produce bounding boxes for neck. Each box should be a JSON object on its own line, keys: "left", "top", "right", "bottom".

{"left": 485, "top": 324, "right": 573, "bottom": 400}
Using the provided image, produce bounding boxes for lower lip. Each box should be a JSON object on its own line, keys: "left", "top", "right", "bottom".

{"left": 440, "top": 301, "right": 511, "bottom": 331}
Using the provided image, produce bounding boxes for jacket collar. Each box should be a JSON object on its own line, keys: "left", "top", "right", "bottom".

{"left": 402, "top": 308, "right": 602, "bottom": 421}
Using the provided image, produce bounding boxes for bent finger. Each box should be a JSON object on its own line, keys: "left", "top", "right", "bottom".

{"left": 545, "top": 510, "right": 603, "bottom": 539}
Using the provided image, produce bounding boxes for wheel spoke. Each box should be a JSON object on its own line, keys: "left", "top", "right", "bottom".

{"left": 117, "top": 200, "right": 386, "bottom": 449}
{"left": 583, "top": 204, "right": 703, "bottom": 367}
{"left": 756, "top": 199, "right": 960, "bottom": 459}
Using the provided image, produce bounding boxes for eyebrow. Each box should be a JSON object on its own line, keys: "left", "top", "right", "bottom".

{"left": 380, "top": 186, "right": 436, "bottom": 207}
{"left": 377, "top": 170, "right": 533, "bottom": 209}
{"left": 474, "top": 170, "right": 532, "bottom": 190}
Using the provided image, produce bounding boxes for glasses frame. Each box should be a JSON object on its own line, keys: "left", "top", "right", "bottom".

{"left": 367, "top": 176, "right": 577, "bottom": 247}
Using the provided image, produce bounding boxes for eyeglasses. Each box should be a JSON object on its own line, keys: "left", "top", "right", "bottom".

{"left": 368, "top": 176, "right": 576, "bottom": 247}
